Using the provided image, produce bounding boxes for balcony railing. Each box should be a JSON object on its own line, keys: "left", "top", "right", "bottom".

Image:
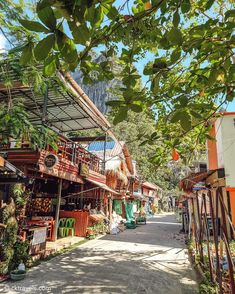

{"left": 0, "top": 137, "right": 103, "bottom": 174}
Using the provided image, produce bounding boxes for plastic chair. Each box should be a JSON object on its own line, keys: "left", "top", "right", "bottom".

{"left": 65, "top": 218, "right": 75, "bottom": 237}
{"left": 58, "top": 218, "right": 67, "bottom": 238}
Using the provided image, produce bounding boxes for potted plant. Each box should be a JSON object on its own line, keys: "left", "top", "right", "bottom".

{"left": 86, "top": 226, "right": 96, "bottom": 239}
{"left": 10, "top": 269, "right": 26, "bottom": 281}
{"left": 9, "top": 240, "right": 30, "bottom": 281}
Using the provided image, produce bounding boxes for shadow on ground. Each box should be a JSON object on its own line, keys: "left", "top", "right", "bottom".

{"left": 0, "top": 214, "right": 198, "bottom": 294}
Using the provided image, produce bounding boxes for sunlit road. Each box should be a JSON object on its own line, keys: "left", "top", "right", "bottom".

{"left": 1, "top": 213, "right": 198, "bottom": 294}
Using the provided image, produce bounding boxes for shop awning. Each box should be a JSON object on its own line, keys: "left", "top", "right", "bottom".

{"left": 0, "top": 155, "right": 27, "bottom": 182}
{"left": 180, "top": 171, "right": 213, "bottom": 193}
{"left": 86, "top": 178, "right": 120, "bottom": 195}
{"left": 0, "top": 59, "right": 116, "bottom": 140}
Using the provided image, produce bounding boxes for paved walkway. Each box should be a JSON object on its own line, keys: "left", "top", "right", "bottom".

{"left": 1, "top": 213, "right": 198, "bottom": 294}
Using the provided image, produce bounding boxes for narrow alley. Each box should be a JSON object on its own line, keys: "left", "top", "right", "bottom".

{"left": 1, "top": 213, "right": 198, "bottom": 294}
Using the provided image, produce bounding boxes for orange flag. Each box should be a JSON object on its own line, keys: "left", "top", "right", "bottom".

{"left": 172, "top": 148, "right": 180, "bottom": 161}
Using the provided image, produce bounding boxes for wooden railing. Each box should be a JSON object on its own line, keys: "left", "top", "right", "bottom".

{"left": 0, "top": 138, "right": 102, "bottom": 174}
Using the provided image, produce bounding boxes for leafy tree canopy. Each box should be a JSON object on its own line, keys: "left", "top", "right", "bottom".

{"left": 109, "top": 110, "right": 202, "bottom": 190}
{"left": 0, "top": 0, "right": 234, "bottom": 161}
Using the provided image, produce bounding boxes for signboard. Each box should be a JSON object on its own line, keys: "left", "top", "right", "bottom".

{"left": 32, "top": 228, "right": 47, "bottom": 245}
{"left": 80, "top": 163, "right": 89, "bottom": 177}
{"left": 44, "top": 154, "right": 59, "bottom": 169}
{"left": 0, "top": 156, "right": 4, "bottom": 168}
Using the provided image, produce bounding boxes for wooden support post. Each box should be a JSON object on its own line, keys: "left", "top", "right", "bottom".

{"left": 202, "top": 193, "right": 214, "bottom": 283}
{"left": 80, "top": 183, "right": 84, "bottom": 209}
{"left": 218, "top": 187, "right": 235, "bottom": 293}
{"left": 100, "top": 190, "right": 105, "bottom": 212}
{"left": 191, "top": 197, "right": 199, "bottom": 254}
{"left": 53, "top": 179, "right": 62, "bottom": 241}
{"left": 209, "top": 189, "right": 221, "bottom": 290}
{"left": 102, "top": 133, "right": 107, "bottom": 172}
{"left": 109, "top": 195, "right": 112, "bottom": 231}
{"left": 196, "top": 192, "right": 204, "bottom": 263}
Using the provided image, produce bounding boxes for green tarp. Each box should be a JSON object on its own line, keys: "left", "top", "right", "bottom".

{"left": 125, "top": 202, "right": 134, "bottom": 223}
{"left": 113, "top": 200, "right": 122, "bottom": 215}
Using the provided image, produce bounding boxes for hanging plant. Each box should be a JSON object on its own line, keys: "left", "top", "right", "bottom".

{"left": 0, "top": 101, "right": 58, "bottom": 151}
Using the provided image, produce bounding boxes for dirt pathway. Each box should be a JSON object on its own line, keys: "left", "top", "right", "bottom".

{"left": 1, "top": 213, "right": 198, "bottom": 294}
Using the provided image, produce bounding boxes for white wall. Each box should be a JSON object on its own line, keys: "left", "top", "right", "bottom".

{"left": 215, "top": 118, "right": 224, "bottom": 168}
{"left": 220, "top": 115, "right": 235, "bottom": 187}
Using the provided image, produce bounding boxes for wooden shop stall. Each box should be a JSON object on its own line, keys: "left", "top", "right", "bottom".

{"left": 0, "top": 60, "right": 118, "bottom": 249}
{"left": 85, "top": 140, "right": 137, "bottom": 230}
{"left": 0, "top": 59, "right": 118, "bottom": 250}
{"left": 60, "top": 173, "right": 120, "bottom": 237}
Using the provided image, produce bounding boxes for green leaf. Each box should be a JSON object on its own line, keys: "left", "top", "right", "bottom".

{"left": 93, "top": 6, "right": 104, "bottom": 27}
{"left": 180, "top": 112, "right": 191, "bottom": 132}
{"left": 61, "top": 38, "right": 78, "bottom": 63}
{"left": 173, "top": 138, "right": 180, "bottom": 147}
{"left": 205, "top": 0, "right": 215, "bottom": 10}
{"left": 205, "top": 134, "right": 215, "bottom": 141}
{"left": 173, "top": 11, "right": 180, "bottom": 27}
{"left": 171, "top": 110, "right": 184, "bottom": 123}
{"left": 20, "top": 44, "right": 34, "bottom": 65}
{"left": 143, "top": 64, "right": 153, "bottom": 75}
{"left": 170, "top": 49, "right": 181, "bottom": 63}
{"left": 34, "top": 34, "right": 55, "bottom": 61}
{"left": 129, "top": 103, "right": 143, "bottom": 113}
{"left": 226, "top": 90, "right": 234, "bottom": 102}
{"left": 106, "top": 100, "right": 124, "bottom": 107}
{"left": 181, "top": 2, "right": 191, "bottom": 14}
{"left": 190, "top": 110, "right": 202, "bottom": 119}
{"left": 225, "top": 9, "right": 235, "bottom": 20}
{"left": 36, "top": 0, "right": 54, "bottom": 11}
{"left": 107, "top": 6, "right": 119, "bottom": 20}
{"left": 18, "top": 19, "right": 49, "bottom": 33}
{"left": 139, "top": 140, "right": 149, "bottom": 147}
{"left": 69, "top": 22, "right": 90, "bottom": 46}
{"left": 178, "top": 96, "right": 188, "bottom": 107}
{"left": 9, "top": 44, "right": 26, "bottom": 54}
{"left": 151, "top": 76, "right": 160, "bottom": 94}
{"left": 167, "top": 27, "right": 183, "bottom": 45}
{"left": 85, "top": 6, "right": 95, "bottom": 23}
{"left": 37, "top": 6, "right": 56, "bottom": 30}
{"left": 209, "top": 68, "right": 218, "bottom": 85}
{"left": 43, "top": 55, "right": 56, "bottom": 76}
{"left": 171, "top": 111, "right": 191, "bottom": 131}
{"left": 113, "top": 107, "right": 128, "bottom": 125}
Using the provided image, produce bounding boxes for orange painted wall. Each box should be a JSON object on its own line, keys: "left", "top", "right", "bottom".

{"left": 227, "top": 189, "right": 235, "bottom": 227}
{"left": 207, "top": 123, "right": 218, "bottom": 170}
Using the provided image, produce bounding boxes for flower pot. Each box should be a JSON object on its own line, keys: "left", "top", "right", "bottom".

{"left": 10, "top": 270, "right": 26, "bottom": 281}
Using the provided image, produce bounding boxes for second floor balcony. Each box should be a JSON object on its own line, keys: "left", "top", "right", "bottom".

{"left": 0, "top": 136, "right": 103, "bottom": 180}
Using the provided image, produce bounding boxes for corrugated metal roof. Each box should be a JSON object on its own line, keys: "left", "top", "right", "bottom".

{"left": 88, "top": 141, "right": 115, "bottom": 152}
{"left": 87, "top": 141, "right": 124, "bottom": 159}
{"left": 0, "top": 59, "right": 116, "bottom": 136}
